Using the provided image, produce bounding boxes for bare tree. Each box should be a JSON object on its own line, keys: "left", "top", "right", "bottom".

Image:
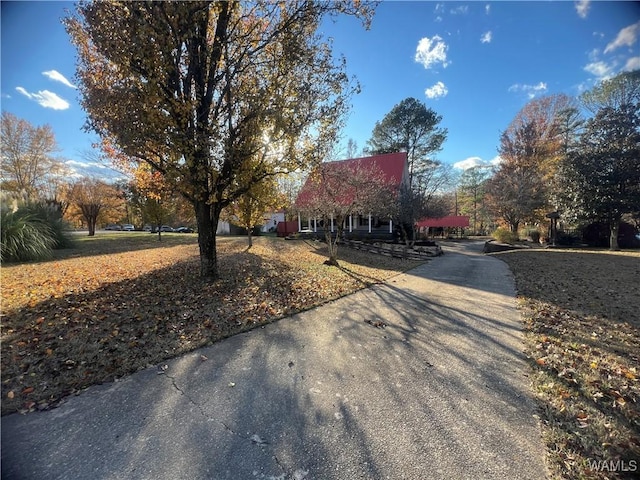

{"left": 1, "top": 112, "right": 61, "bottom": 197}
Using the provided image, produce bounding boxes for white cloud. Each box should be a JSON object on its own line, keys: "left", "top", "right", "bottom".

{"left": 453, "top": 157, "right": 483, "bottom": 170}
{"left": 434, "top": 3, "right": 444, "bottom": 21}
{"left": 453, "top": 156, "right": 498, "bottom": 170}
{"left": 424, "top": 81, "right": 448, "bottom": 99}
{"left": 587, "top": 48, "right": 601, "bottom": 62}
{"left": 575, "top": 0, "right": 590, "bottom": 19}
{"left": 65, "top": 159, "right": 111, "bottom": 170}
{"left": 64, "top": 159, "right": 124, "bottom": 180}
{"left": 624, "top": 56, "right": 640, "bottom": 71}
{"left": 42, "top": 70, "right": 76, "bottom": 89}
{"left": 480, "top": 31, "right": 492, "bottom": 44}
{"left": 485, "top": 4, "right": 491, "bottom": 15}
{"left": 415, "top": 36, "right": 449, "bottom": 69}
{"left": 604, "top": 21, "right": 640, "bottom": 54}
{"left": 583, "top": 60, "right": 616, "bottom": 79}
{"left": 450, "top": 5, "right": 468, "bottom": 15}
{"left": 15, "top": 87, "right": 70, "bottom": 110}
{"left": 508, "top": 82, "right": 548, "bottom": 99}
{"left": 490, "top": 155, "right": 503, "bottom": 166}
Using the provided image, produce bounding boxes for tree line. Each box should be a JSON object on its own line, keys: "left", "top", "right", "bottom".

{"left": 460, "top": 70, "right": 639, "bottom": 250}
{"left": 2, "top": 1, "right": 637, "bottom": 267}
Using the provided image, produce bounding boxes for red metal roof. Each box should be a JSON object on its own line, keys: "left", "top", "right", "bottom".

{"left": 416, "top": 216, "right": 470, "bottom": 228}
{"left": 295, "top": 152, "right": 408, "bottom": 208}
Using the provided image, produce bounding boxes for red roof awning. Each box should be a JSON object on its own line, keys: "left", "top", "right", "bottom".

{"left": 416, "top": 216, "right": 470, "bottom": 228}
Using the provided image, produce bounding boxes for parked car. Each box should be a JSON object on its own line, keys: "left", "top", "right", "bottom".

{"left": 160, "top": 225, "right": 174, "bottom": 232}
{"left": 105, "top": 224, "right": 122, "bottom": 231}
{"left": 175, "top": 226, "right": 194, "bottom": 233}
{"left": 122, "top": 224, "right": 135, "bottom": 231}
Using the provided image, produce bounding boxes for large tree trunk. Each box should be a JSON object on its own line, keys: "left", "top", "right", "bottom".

{"left": 610, "top": 218, "right": 620, "bottom": 251}
{"left": 195, "top": 199, "right": 220, "bottom": 280}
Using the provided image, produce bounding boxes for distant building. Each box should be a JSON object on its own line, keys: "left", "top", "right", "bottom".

{"left": 262, "top": 210, "right": 285, "bottom": 233}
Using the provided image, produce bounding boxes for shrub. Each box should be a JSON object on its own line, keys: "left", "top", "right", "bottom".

{"left": 525, "top": 228, "right": 541, "bottom": 244}
{"left": 492, "top": 227, "right": 519, "bottom": 244}
{"left": 556, "top": 230, "right": 582, "bottom": 246}
{"left": 24, "top": 201, "right": 74, "bottom": 249}
{"left": 582, "top": 221, "right": 640, "bottom": 249}
{"left": 1, "top": 209, "right": 56, "bottom": 262}
{"left": 0, "top": 196, "right": 73, "bottom": 262}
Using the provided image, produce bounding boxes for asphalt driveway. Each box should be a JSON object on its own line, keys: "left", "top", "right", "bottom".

{"left": 1, "top": 240, "right": 547, "bottom": 480}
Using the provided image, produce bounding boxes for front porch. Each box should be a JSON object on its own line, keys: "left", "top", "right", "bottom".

{"left": 297, "top": 213, "right": 395, "bottom": 241}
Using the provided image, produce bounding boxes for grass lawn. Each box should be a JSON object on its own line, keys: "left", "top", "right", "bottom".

{"left": 1, "top": 233, "right": 424, "bottom": 415}
{"left": 493, "top": 248, "right": 640, "bottom": 480}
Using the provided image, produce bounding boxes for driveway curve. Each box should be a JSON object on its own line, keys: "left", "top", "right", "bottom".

{"left": 2, "top": 240, "right": 547, "bottom": 480}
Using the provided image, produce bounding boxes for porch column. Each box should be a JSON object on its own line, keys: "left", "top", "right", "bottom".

{"left": 389, "top": 219, "right": 393, "bottom": 234}
{"left": 313, "top": 217, "right": 317, "bottom": 232}
{"left": 368, "top": 213, "right": 372, "bottom": 233}
{"left": 308, "top": 217, "right": 312, "bottom": 230}
{"left": 349, "top": 215, "right": 353, "bottom": 232}
{"left": 298, "top": 214, "right": 301, "bottom": 231}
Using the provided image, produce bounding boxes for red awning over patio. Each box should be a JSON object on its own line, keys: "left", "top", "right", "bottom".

{"left": 416, "top": 216, "right": 470, "bottom": 228}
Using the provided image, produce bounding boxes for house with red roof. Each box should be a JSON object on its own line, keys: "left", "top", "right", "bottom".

{"left": 294, "top": 152, "right": 409, "bottom": 237}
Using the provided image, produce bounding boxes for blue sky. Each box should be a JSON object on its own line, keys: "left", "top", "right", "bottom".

{"left": 2, "top": 1, "right": 639, "bottom": 178}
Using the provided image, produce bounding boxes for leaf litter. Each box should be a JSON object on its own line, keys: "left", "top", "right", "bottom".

{"left": 1, "top": 235, "right": 422, "bottom": 415}
{"left": 494, "top": 248, "right": 640, "bottom": 480}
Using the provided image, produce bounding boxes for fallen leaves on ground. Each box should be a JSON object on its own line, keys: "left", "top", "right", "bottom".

{"left": 494, "top": 248, "right": 640, "bottom": 480}
{"left": 1, "top": 235, "right": 423, "bottom": 415}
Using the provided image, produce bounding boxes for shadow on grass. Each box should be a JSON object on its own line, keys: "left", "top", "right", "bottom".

{"left": 1, "top": 238, "right": 412, "bottom": 416}
{"left": 490, "top": 248, "right": 640, "bottom": 479}
{"left": 47, "top": 232, "right": 202, "bottom": 262}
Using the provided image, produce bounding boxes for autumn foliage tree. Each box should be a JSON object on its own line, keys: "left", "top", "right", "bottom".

{"left": 488, "top": 94, "right": 577, "bottom": 231}
{"left": 68, "top": 178, "right": 123, "bottom": 236}
{"left": 65, "top": 1, "right": 373, "bottom": 280}
{"left": 295, "top": 159, "right": 394, "bottom": 266}
{"left": 222, "top": 172, "right": 283, "bottom": 248}
{"left": 133, "top": 164, "right": 175, "bottom": 240}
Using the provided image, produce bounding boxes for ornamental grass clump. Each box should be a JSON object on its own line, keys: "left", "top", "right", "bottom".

{"left": 492, "top": 227, "right": 519, "bottom": 244}
{"left": 1, "top": 209, "right": 56, "bottom": 262}
{"left": 1, "top": 195, "right": 72, "bottom": 262}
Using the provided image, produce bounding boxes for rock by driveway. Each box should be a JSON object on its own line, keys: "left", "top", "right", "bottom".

{"left": 1, "top": 240, "right": 547, "bottom": 480}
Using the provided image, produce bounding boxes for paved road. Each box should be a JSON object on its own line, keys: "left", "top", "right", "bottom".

{"left": 1, "top": 240, "right": 547, "bottom": 480}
